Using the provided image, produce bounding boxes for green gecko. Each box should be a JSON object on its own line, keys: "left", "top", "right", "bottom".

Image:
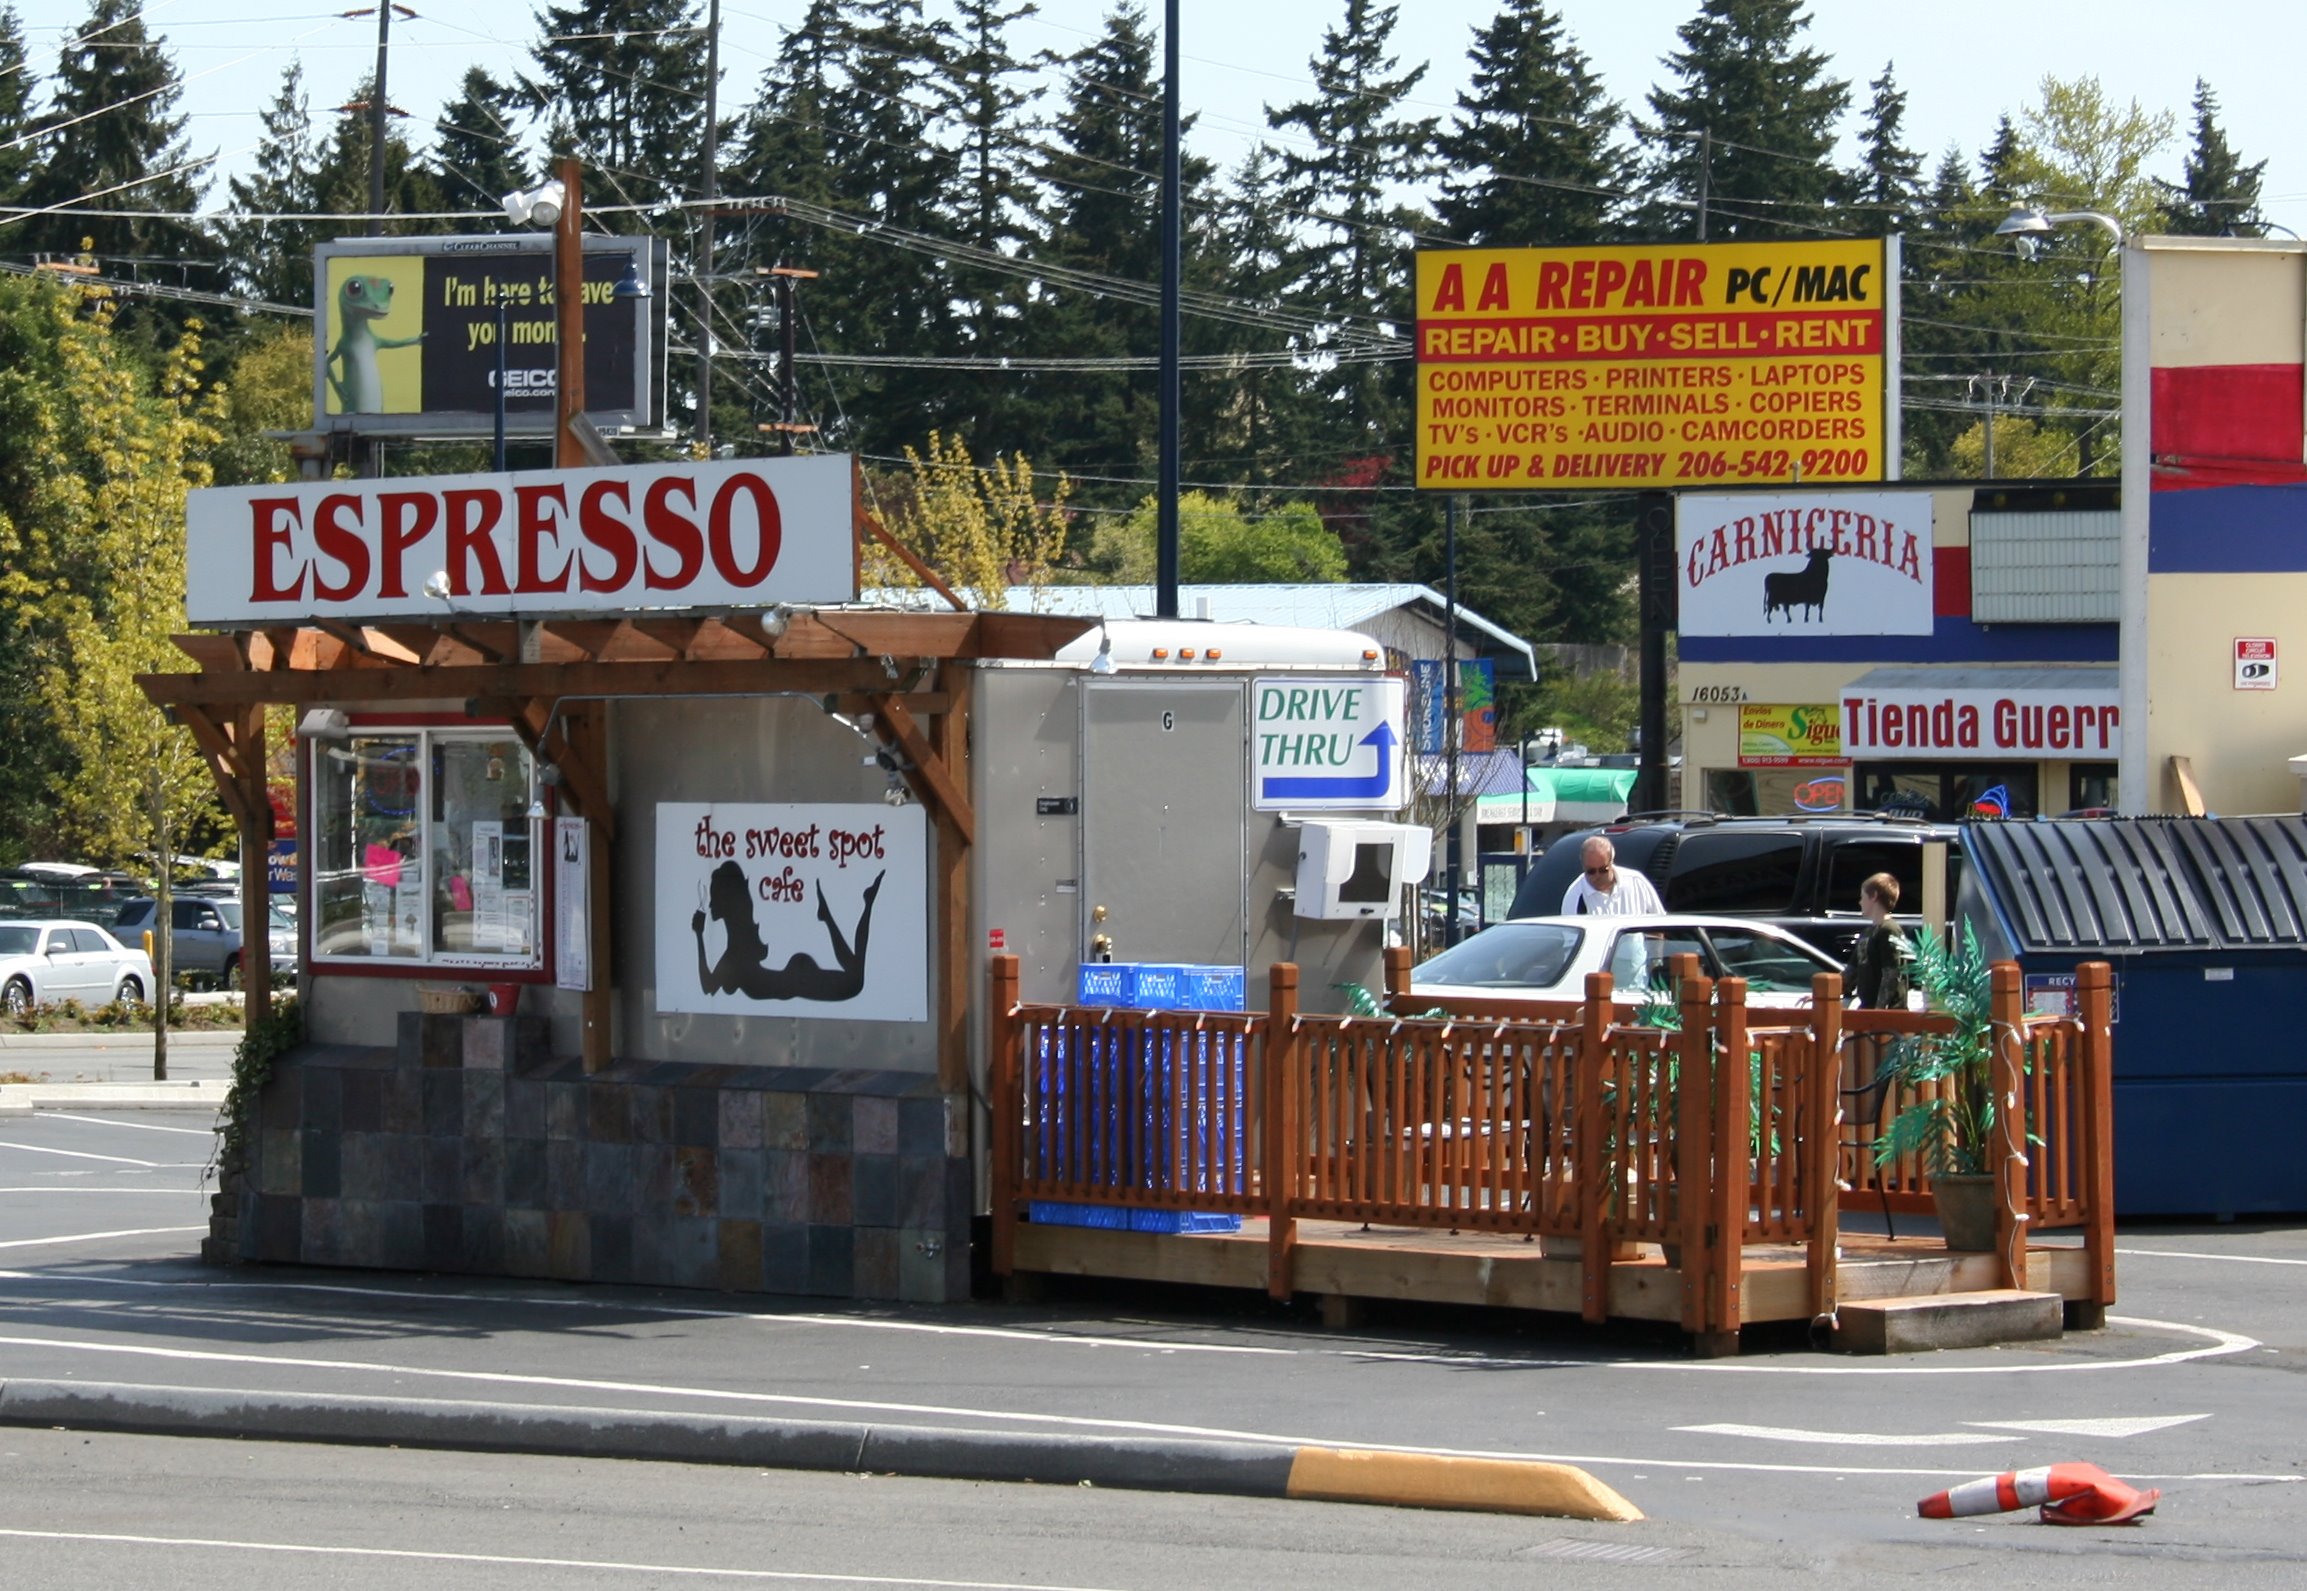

{"left": 326, "top": 273, "right": 423, "bottom": 412}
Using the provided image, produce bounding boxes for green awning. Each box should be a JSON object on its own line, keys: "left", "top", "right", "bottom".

{"left": 1472, "top": 765, "right": 1637, "bottom": 825}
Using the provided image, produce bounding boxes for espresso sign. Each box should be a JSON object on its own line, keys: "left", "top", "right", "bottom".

{"left": 184, "top": 455, "right": 857, "bottom": 625}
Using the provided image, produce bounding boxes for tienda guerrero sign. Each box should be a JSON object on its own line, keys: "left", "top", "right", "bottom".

{"left": 1414, "top": 240, "right": 1893, "bottom": 491}
{"left": 1841, "top": 682, "right": 2121, "bottom": 760}
{"left": 184, "top": 455, "right": 857, "bottom": 625}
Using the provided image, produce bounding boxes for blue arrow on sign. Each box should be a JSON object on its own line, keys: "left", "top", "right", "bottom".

{"left": 1263, "top": 721, "right": 1399, "bottom": 802}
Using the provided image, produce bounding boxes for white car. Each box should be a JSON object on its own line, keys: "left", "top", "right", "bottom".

{"left": 0, "top": 918, "right": 156, "bottom": 1014}
{"left": 1410, "top": 912, "right": 1843, "bottom": 1008}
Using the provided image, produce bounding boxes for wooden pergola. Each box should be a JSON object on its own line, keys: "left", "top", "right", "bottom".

{"left": 138, "top": 606, "right": 1091, "bottom": 1083}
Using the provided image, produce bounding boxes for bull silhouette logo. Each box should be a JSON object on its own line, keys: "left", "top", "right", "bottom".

{"left": 1763, "top": 549, "right": 1832, "bottom": 623}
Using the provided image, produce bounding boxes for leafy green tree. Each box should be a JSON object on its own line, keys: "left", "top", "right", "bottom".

{"left": 1088, "top": 491, "right": 1348, "bottom": 584}
{"left": 2156, "top": 79, "right": 2266, "bottom": 236}
{"left": 220, "top": 64, "right": 321, "bottom": 306}
{"left": 1433, "top": 1, "right": 1629, "bottom": 247}
{"left": 871, "top": 431, "right": 1071, "bottom": 607}
{"left": 206, "top": 322, "right": 316, "bottom": 487}
{"left": 1635, "top": 0, "right": 1849, "bottom": 241}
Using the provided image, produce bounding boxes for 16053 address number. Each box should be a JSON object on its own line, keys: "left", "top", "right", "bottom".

{"left": 1688, "top": 685, "right": 1747, "bottom": 704}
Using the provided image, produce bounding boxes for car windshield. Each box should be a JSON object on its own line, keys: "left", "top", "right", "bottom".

{"left": 1412, "top": 923, "right": 1584, "bottom": 989}
{"left": 0, "top": 926, "right": 38, "bottom": 956}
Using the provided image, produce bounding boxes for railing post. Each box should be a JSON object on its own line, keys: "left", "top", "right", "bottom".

{"left": 2077, "top": 959, "right": 2117, "bottom": 1314}
{"left": 1576, "top": 970, "right": 1613, "bottom": 1324}
{"left": 1265, "top": 962, "right": 1300, "bottom": 1301}
{"left": 1674, "top": 970, "right": 1714, "bottom": 1336}
{"left": 988, "top": 954, "right": 1022, "bottom": 1279}
{"left": 1805, "top": 972, "right": 1844, "bottom": 1327}
{"left": 1382, "top": 944, "right": 1412, "bottom": 1010}
{"left": 1705, "top": 977, "right": 1748, "bottom": 1353}
{"left": 1990, "top": 961, "right": 2029, "bottom": 1293}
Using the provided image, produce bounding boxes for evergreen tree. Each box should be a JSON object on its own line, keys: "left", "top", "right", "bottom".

{"left": 1195, "top": 146, "right": 1320, "bottom": 494}
{"left": 1635, "top": 0, "right": 1849, "bottom": 241}
{"left": 429, "top": 67, "right": 531, "bottom": 216}
{"left": 308, "top": 76, "right": 442, "bottom": 238}
{"left": 0, "top": 6, "right": 36, "bottom": 209}
{"left": 1264, "top": 0, "right": 1435, "bottom": 452}
{"left": 1977, "top": 113, "right": 2024, "bottom": 204}
{"left": 524, "top": 0, "right": 711, "bottom": 222}
{"left": 220, "top": 64, "right": 320, "bottom": 307}
{"left": 938, "top": 0, "right": 1041, "bottom": 443}
{"left": 1433, "top": 0, "right": 1629, "bottom": 248}
{"left": 1851, "top": 62, "right": 1922, "bottom": 230}
{"left": 21, "top": 0, "right": 218, "bottom": 289}
{"left": 2157, "top": 79, "right": 2266, "bottom": 236}
{"left": 1898, "top": 145, "right": 1991, "bottom": 475}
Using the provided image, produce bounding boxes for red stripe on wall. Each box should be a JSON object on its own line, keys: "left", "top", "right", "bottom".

{"left": 2151, "top": 364, "right": 2307, "bottom": 484}
{"left": 1934, "top": 544, "right": 1969, "bottom": 617}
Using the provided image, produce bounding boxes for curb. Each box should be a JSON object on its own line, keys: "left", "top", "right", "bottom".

{"left": 0, "top": 1379, "right": 1641, "bottom": 1522}
{"left": 0, "top": 1082, "right": 227, "bottom": 1111}
{"left": 0, "top": 1031, "right": 244, "bottom": 1049}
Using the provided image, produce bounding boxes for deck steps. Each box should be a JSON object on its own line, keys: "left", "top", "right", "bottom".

{"left": 1835, "top": 1288, "right": 2064, "bottom": 1355}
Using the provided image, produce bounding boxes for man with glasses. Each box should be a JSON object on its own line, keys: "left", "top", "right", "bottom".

{"left": 1559, "top": 835, "right": 1663, "bottom": 917}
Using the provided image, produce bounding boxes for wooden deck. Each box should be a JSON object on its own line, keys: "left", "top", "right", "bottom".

{"left": 1012, "top": 1216, "right": 2093, "bottom": 1327}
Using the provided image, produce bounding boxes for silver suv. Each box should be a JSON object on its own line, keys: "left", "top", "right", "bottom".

{"left": 111, "top": 895, "right": 298, "bottom": 989}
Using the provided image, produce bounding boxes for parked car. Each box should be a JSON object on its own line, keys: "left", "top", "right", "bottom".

{"left": 111, "top": 895, "right": 297, "bottom": 989}
{"left": 1410, "top": 912, "right": 1843, "bottom": 1009}
{"left": 0, "top": 868, "right": 148, "bottom": 929}
{"left": 1504, "top": 812, "right": 1962, "bottom": 964}
{"left": 0, "top": 919, "right": 155, "bottom": 1013}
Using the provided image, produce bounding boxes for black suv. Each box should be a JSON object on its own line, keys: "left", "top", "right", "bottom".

{"left": 1505, "top": 812, "right": 1962, "bottom": 964}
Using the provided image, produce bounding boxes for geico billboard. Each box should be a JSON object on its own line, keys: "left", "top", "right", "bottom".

{"left": 184, "top": 455, "right": 858, "bottom": 625}
{"left": 1413, "top": 238, "right": 1894, "bottom": 491}
{"left": 313, "top": 235, "right": 669, "bottom": 438}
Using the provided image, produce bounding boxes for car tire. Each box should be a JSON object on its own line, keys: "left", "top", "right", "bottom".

{"left": 2, "top": 977, "right": 29, "bottom": 1017}
{"left": 223, "top": 956, "right": 241, "bottom": 993}
{"left": 115, "top": 975, "right": 145, "bottom": 1006}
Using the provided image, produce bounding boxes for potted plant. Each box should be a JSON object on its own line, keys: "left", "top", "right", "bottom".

{"left": 1872, "top": 922, "right": 1999, "bottom": 1250}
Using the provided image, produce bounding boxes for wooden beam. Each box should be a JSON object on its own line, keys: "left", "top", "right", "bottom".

{"left": 931, "top": 666, "right": 971, "bottom": 1093}
{"left": 967, "top": 612, "right": 1096, "bottom": 660}
{"left": 857, "top": 475, "right": 966, "bottom": 611}
{"left": 872, "top": 693, "right": 973, "bottom": 847}
{"left": 233, "top": 704, "right": 274, "bottom": 1022}
{"left": 174, "top": 705, "right": 261, "bottom": 833}
{"left": 138, "top": 656, "right": 908, "bottom": 708}
{"left": 629, "top": 616, "right": 709, "bottom": 658}
{"left": 312, "top": 620, "right": 426, "bottom": 666}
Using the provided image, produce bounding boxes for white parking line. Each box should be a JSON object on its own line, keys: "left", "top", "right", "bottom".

{"left": 0, "top": 1227, "right": 204, "bottom": 1251}
{"left": 1624, "top": 1317, "right": 2260, "bottom": 1375}
{"left": 0, "top": 1529, "right": 1121, "bottom": 1590}
{"left": 42, "top": 1113, "right": 214, "bottom": 1137}
{"left": 1675, "top": 1424, "right": 2021, "bottom": 1446}
{"left": 0, "top": 1142, "right": 168, "bottom": 1167}
{"left": 2116, "top": 1246, "right": 2307, "bottom": 1267}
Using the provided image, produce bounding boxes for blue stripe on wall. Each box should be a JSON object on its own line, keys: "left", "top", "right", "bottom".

{"left": 1679, "top": 616, "right": 2117, "bottom": 665}
{"left": 2150, "top": 482, "right": 2307, "bottom": 573}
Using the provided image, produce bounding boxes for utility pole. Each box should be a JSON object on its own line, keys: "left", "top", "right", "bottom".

{"left": 1155, "top": 0, "right": 1182, "bottom": 619}
{"left": 1443, "top": 493, "right": 1463, "bottom": 945}
{"left": 1634, "top": 492, "right": 1674, "bottom": 816}
{"left": 1695, "top": 127, "right": 1711, "bottom": 243}
{"left": 694, "top": 0, "right": 721, "bottom": 457}
{"left": 368, "top": 3, "right": 397, "bottom": 220}
{"left": 1964, "top": 373, "right": 2034, "bottom": 479}
{"left": 757, "top": 266, "right": 819, "bottom": 456}
{"left": 554, "top": 157, "right": 586, "bottom": 469}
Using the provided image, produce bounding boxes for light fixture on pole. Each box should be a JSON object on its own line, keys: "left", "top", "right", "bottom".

{"left": 501, "top": 180, "right": 563, "bottom": 228}
{"left": 1994, "top": 203, "right": 2124, "bottom": 262}
{"left": 612, "top": 258, "right": 650, "bottom": 301}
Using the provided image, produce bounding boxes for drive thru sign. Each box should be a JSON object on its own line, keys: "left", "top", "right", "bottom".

{"left": 1252, "top": 675, "right": 1407, "bottom": 811}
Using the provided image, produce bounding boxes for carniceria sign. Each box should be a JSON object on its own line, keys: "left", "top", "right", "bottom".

{"left": 1252, "top": 675, "right": 1407, "bottom": 812}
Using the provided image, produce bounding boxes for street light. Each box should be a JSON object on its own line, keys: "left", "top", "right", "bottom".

{"left": 1994, "top": 203, "right": 2125, "bottom": 261}
{"left": 502, "top": 180, "right": 563, "bottom": 228}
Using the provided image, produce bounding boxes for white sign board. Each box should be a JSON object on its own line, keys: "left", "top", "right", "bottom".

{"left": 654, "top": 802, "right": 926, "bottom": 1023}
{"left": 554, "top": 816, "right": 590, "bottom": 992}
{"left": 185, "top": 454, "right": 856, "bottom": 625}
{"left": 1841, "top": 684, "right": 2121, "bottom": 760}
{"left": 2235, "top": 637, "right": 2278, "bottom": 690}
{"left": 1678, "top": 490, "right": 1934, "bottom": 637}
{"left": 1252, "top": 675, "right": 1407, "bottom": 811}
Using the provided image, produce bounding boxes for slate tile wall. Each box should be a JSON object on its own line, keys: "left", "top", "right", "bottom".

{"left": 237, "top": 1017, "right": 972, "bottom": 1302}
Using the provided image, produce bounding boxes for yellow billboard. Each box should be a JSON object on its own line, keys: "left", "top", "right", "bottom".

{"left": 1737, "top": 703, "right": 1844, "bottom": 767}
{"left": 1414, "top": 240, "right": 1891, "bottom": 491}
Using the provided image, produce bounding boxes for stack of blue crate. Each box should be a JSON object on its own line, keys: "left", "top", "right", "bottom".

{"left": 1029, "top": 962, "right": 1247, "bottom": 1234}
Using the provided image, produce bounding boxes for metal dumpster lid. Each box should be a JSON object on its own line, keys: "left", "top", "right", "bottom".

{"left": 1964, "top": 816, "right": 2307, "bottom": 953}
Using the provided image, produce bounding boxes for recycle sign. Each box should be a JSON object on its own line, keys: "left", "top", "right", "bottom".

{"left": 1251, "top": 675, "right": 1408, "bottom": 812}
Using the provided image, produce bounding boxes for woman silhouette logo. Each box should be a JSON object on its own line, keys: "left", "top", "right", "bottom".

{"left": 692, "top": 859, "right": 884, "bottom": 1003}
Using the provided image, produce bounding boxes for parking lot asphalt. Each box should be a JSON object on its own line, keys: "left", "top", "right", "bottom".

{"left": 1, "top": 1105, "right": 2301, "bottom": 1548}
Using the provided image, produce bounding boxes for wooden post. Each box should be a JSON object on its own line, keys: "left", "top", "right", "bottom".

{"left": 1265, "top": 962, "right": 1300, "bottom": 1301}
{"left": 553, "top": 156, "right": 586, "bottom": 469}
{"left": 1989, "top": 962, "right": 2028, "bottom": 1292}
{"left": 1675, "top": 970, "right": 1714, "bottom": 1336}
{"left": 1382, "top": 944, "right": 1411, "bottom": 1009}
{"left": 1703, "top": 976, "right": 1747, "bottom": 1355}
{"left": 932, "top": 667, "right": 972, "bottom": 1093}
{"left": 1804, "top": 972, "right": 1844, "bottom": 1326}
{"left": 1575, "top": 970, "right": 1613, "bottom": 1324}
{"left": 988, "top": 954, "right": 1022, "bottom": 1279}
{"left": 233, "top": 705, "right": 274, "bottom": 1023}
{"left": 2077, "top": 959, "right": 2117, "bottom": 1315}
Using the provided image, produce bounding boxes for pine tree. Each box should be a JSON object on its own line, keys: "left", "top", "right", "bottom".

{"left": 524, "top": 0, "right": 711, "bottom": 222}
{"left": 1195, "top": 146, "right": 1319, "bottom": 494}
{"left": 2157, "top": 79, "right": 2266, "bottom": 236}
{"left": 220, "top": 64, "right": 320, "bottom": 307}
{"left": 429, "top": 67, "right": 531, "bottom": 216}
{"left": 1433, "top": 1, "right": 1629, "bottom": 248}
{"left": 1265, "top": 0, "right": 1435, "bottom": 452}
{"left": 1852, "top": 62, "right": 1922, "bottom": 230}
{"left": 308, "top": 76, "right": 442, "bottom": 238}
{"left": 1977, "top": 114, "right": 2023, "bottom": 204}
{"left": 937, "top": 0, "right": 1041, "bottom": 445}
{"left": 1635, "top": 0, "right": 1849, "bottom": 241}
{"left": 20, "top": 0, "right": 218, "bottom": 289}
{"left": 0, "top": 6, "right": 36, "bottom": 208}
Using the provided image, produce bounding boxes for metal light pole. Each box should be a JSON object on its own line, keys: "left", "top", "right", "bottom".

{"left": 1155, "top": 0, "right": 1182, "bottom": 618}
{"left": 492, "top": 296, "right": 509, "bottom": 471}
{"left": 1444, "top": 492, "right": 1461, "bottom": 944}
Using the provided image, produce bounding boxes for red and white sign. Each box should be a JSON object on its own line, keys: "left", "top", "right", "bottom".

{"left": 1841, "top": 684, "right": 2121, "bottom": 760}
{"left": 2235, "top": 637, "right": 2278, "bottom": 690}
{"left": 185, "top": 454, "right": 857, "bottom": 624}
{"left": 1676, "top": 490, "right": 1934, "bottom": 638}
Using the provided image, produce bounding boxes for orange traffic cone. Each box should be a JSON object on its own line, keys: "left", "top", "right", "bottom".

{"left": 1918, "top": 1462, "right": 2159, "bottom": 1526}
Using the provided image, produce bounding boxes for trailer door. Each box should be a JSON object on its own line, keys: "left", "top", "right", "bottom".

{"left": 1080, "top": 680, "right": 1247, "bottom": 967}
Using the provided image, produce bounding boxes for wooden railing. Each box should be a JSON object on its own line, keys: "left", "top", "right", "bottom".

{"left": 987, "top": 953, "right": 2119, "bottom": 1338}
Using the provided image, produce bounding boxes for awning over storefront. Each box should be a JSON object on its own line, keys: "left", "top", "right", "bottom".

{"left": 1472, "top": 765, "right": 1638, "bottom": 825}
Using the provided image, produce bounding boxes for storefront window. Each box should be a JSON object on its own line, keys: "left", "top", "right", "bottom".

{"left": 1852, "top": 764, "right": 2038, "bottom": 822}
{"left": 2067, "top": 763, "right": 2118, "bottom": 814}
{"left": 311, "top": 729, "right": 542, "bottom": 969}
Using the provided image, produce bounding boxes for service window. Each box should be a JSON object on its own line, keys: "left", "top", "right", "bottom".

{"left": 311, "top": 730, "right": 542, "bottom": 970}
{"left": 1665, "top": 832, "right": 1803, "bottom": 913}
